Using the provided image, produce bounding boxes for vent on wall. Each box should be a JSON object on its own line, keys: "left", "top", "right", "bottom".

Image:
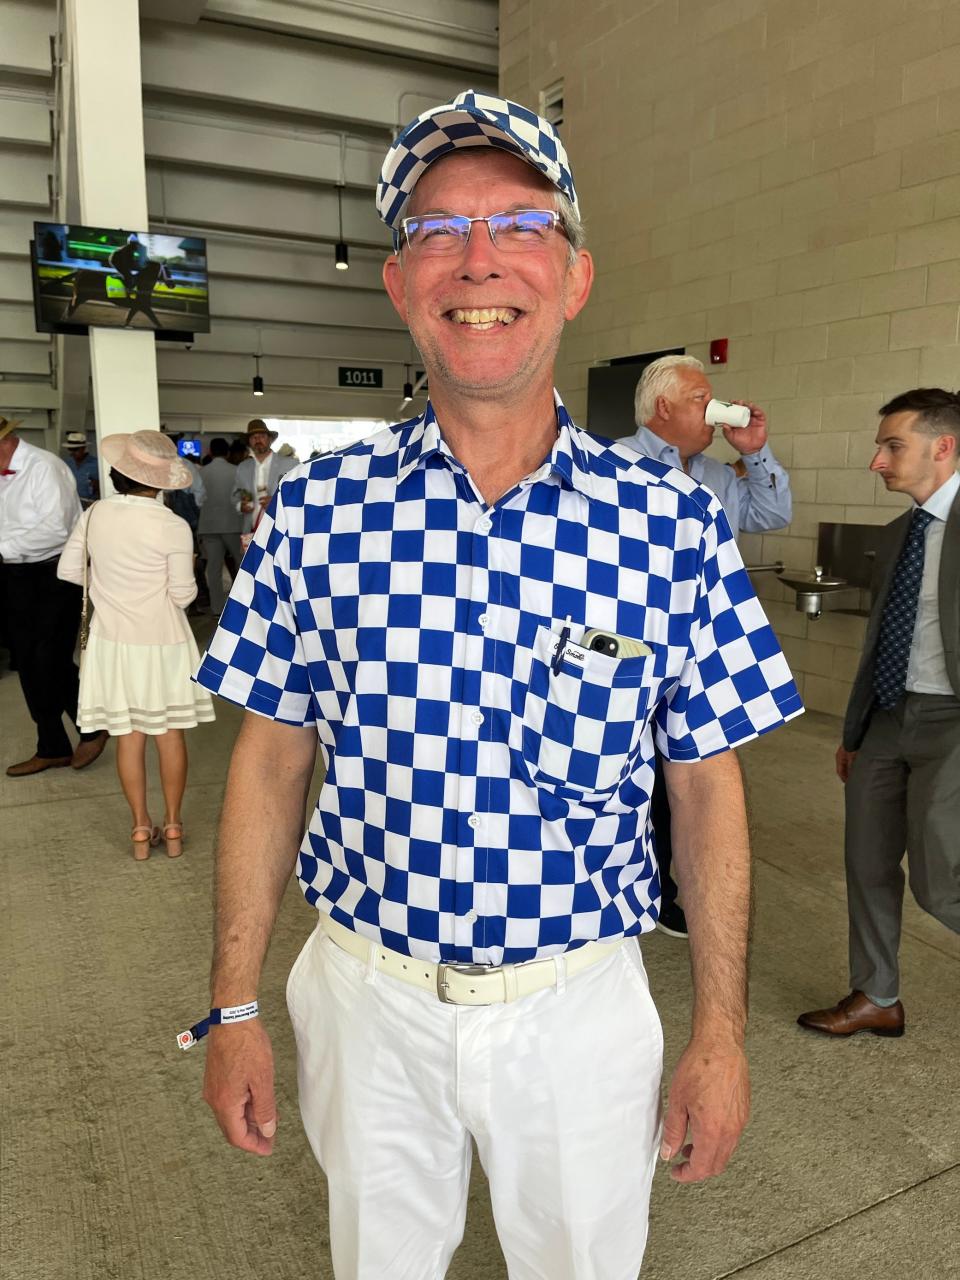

{"left": 539, "top": 80, "right": 564, "bottom": 131}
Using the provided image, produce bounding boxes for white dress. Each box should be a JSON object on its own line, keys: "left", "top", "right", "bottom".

{"left": 58, "top": 495, "right": 215, "bottom": 735}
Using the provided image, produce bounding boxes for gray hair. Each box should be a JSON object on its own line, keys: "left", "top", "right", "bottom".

{"left": 555, "top": 191, "right": 586, "bottom": 263}
{"left": 635, "top": 354, "right": 705, "bottom": 426}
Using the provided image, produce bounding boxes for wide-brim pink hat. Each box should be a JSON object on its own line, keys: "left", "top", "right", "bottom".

{"left": 100, "top": 430, "right": 192, "bottom": 490}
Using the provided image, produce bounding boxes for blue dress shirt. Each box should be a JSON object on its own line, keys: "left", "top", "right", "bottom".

{"left": 195, "top": 396, "right": 802, "bottom": 965}
{"left": 64, "top": 452, "right": 100, "bottom": 502}
{"left": 624, "top": 425, "right": 792, "bottom": 539}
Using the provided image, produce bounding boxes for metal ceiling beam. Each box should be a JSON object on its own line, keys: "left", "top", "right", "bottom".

{"left": 203, "top": 0, "right": 498, "bottom": 74}
{"left": 139, "top": 18, "right": 493, "bottom": 132}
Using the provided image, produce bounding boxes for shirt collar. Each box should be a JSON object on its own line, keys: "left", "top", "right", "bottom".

{"left": 396, "top": 391, "right": 598, "bottom": 502}
{"left": 920, "top": 469, "right": 960, "bottom": 520}
{"left": 632, "top": 424, "right": 685, "bottom": 466}
{"left": 396, "top": 402, "right": 449, "bottom": 484}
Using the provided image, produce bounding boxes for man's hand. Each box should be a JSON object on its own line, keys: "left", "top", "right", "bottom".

{"left": 660, "top": 1036, "right": 750, "bottom": 1183}
{"left": 722, "top": 402, "right": 767, "bottom": 456}
{"left": 240, "top": 499, "right": 254, "bottom": 514}
{"left": 202, "top": 1019, "right": 278, "bottom": 1156}
{"left": 836, "top": 745, "right": 857, "bottom": 783}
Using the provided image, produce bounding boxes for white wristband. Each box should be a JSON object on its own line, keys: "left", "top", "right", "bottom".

{"left": 215, "top": 1000, "right": 259, "bottom": 1025}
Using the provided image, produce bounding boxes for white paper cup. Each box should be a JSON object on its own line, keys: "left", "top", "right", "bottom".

{"left": 705, "top": 398, "right": 751, "bottom": 428}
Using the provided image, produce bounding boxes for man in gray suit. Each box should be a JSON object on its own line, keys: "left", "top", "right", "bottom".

{"left": 232, "top": 419, "right": 298, "bottom": 536}
{"left": 799, "top": 388, "right": 960, "bottom": 1038}
{"left": 197, "top": 437, "right": 243, "bottom": 617}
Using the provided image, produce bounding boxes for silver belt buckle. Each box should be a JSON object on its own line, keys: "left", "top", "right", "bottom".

{"left": 437, "top": 962, "right": 495, "bottom": 1005}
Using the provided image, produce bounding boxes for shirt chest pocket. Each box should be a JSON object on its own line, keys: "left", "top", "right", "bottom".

{"left": 520, "top": 624, "right": 656, "bottom": 796}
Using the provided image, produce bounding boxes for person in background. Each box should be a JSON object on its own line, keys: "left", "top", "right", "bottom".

{"left": 624, "top": 353, "right": 794, "bottom": 939}
{"left": 0, "top": 415, "right": 108, "bottom": 776}
{"left": 164, "top": 438, "right": 208, "bottom": 612}
{"left": 57, "top": 430, "right": 215, "bottom": 859}
{"left": 231, "top": 418, "right": 298, "bottom": 536}
{"left": 625, "top": 354, "right": 791, "bottom": 540}
{"left": 61, "top": 431, "right": 100, "bottom": 505}
{"left": 227, "top": 437, "right": 249, "bottom": 467}
{"left": 799, "top": 389, "right": 960, "bottom": 1038}
{"left": 197, "top": 437, "right": 243, "bottom": 618}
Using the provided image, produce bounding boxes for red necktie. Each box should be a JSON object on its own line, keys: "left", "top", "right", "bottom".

{"left": 0, "top": 469, "right": 16, "bottom": 476}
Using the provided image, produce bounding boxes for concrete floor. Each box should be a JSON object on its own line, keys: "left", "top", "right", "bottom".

{"left": 2, "top": 630, "right": 958, "bottom": 1280}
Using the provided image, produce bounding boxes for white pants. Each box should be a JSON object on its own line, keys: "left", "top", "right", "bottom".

{"left": 286, "top": 924, "right": 664, "bottom": 1280}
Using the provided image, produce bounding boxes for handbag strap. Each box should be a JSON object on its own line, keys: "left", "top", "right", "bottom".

{"left": 79, "top": 501, "right": 96, "bottom": 650}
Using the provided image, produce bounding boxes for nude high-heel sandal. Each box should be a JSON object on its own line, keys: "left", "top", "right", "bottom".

{"left": 163, "top": 823, "right": 184, "bottom": 858}
{"left": 132, "top": 826, "right": 161, "bottom": 860}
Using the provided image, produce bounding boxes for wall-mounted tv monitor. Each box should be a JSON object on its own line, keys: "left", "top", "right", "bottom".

{"left": 177, "top": 437, "right": 202, "bottom": 459}
{"left": 31, "top": 223, "right": 210, "bottom": 339}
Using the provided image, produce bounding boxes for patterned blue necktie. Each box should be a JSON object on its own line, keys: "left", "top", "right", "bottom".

{"left": 872, "top": 507, "right": 936, "bottom": 709}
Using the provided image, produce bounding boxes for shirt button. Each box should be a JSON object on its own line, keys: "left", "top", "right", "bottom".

{"left": 467, "top": 814, "right": 481, "bottom": 830}
{"left": 470, "top": 710, "right": 484, "bottom": 726}
{"left": 465, "top": 909, "right": 478, "bottom": 924}
{"left": 476, "top": 517, "right": 492, "bottom": 534}
{"left": 478, "top": 613, "right": 490, "bottom": 628}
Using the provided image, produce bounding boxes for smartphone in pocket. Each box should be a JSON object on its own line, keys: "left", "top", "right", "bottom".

{"left": 582, "top": 629, "right": 652, "bottom": 660}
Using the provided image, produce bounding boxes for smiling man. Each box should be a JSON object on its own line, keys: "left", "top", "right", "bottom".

{"left": 799, "top": 388, "right": 960, "bottom": 1039}
{"left": 194, "top": 92, "right": 802, "bottom": 1279}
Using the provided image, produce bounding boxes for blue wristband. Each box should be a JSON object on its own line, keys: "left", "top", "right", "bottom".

{"left": 177, "top": 1000, "right": 259, "bottom": 1050}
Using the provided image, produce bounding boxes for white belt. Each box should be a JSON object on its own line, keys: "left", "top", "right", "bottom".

{"left": 320, "top": 914, "right": 625, "bottom": 1006}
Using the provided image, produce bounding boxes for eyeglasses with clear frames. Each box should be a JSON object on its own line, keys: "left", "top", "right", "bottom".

{"left": 400, "top": 209, "right": 566, "bottom": 255}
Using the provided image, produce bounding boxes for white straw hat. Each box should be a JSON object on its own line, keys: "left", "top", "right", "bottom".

{"left": 100, "top": 430, "right": 192, "bottom": 490}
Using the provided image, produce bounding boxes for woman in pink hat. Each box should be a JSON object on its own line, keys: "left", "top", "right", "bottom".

{"left": 58, "top": 429, "right": 214, "bottom": 859}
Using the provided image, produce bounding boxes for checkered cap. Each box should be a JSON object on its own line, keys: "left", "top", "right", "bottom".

{"left": 377, "top": 90, "right": 579, "bottom": 239}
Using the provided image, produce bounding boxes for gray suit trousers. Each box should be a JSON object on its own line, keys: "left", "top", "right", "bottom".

{"left": 200, "top": 532, "right": 243, "bottom": 616}
{"left": 845, "top": 693, "right": 960, "bottom": 999}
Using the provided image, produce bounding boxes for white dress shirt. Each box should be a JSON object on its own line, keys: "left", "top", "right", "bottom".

{"left": 0, "top": 439, "right": 82, "bottom": 563}
{"left": 906, "top": 469, "right": 960, "bottom": 696}
{"left": 255, "top": 455, "right": 271, "bottom": 498}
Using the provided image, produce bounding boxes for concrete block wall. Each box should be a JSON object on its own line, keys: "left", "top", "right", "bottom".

{"left": 500, "top": 0, "right": 960, "bottom": 713}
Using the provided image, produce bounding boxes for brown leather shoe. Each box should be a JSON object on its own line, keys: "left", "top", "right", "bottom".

{"left": 798, "top": 990, "right": 905, "bottom": 1038}
{"left": 70, "top": 731, "right": 109, "bottom": 770}
{"left": 6, "top": 754, "right": 73, "bottom": 778}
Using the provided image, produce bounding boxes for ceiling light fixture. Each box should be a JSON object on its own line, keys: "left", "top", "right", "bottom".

{"left": 335, "top": 185, "right": 349, "bottom": 271}
{"left": 253, "top": 352, "right": 264, "bottom": 397}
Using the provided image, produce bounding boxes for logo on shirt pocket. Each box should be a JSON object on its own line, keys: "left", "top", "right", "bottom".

{"left": 521, "top": 624, "right": 656, "bottom": 796}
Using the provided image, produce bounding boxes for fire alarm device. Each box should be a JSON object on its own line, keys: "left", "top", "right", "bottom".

{"left": 710, "top": 338, "right": 728, "bottom": 364}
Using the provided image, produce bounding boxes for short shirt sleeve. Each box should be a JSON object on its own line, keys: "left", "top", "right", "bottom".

{"left": 655, "top": 497, "right": 802, "bottom": 761}
{"left": 193, "top": 478, "right": 316, "bottom": 726}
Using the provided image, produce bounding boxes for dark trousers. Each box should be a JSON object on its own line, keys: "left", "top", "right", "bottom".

{"left": 651, "top": 752, "right": 679, "bottom": 910}
{"left": 845, "top": 695, "right": 960, "bottom": 999}
{"left": 0, "top": 559, "right": 86, "bottom": 758}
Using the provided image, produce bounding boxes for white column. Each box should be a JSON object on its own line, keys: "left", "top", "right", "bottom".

{"left": 66, "top": 0, "right": 159, "bottom": 493}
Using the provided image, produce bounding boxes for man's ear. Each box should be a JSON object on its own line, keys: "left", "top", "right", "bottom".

{"left": 563, "top": 249, "right": 594, "bottom": 322}
{"left": 383, "top": 254, "right": 408, "bottom": 322}
{"left": 656, "top": 394, "right": 673, "bottom": 422}
{"left": 936, "top": 433, "right": 959, "bottom": 462}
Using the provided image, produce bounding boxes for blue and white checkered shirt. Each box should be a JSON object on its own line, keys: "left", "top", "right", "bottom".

{"left": 195, "top": 396, "right": 802, "bottom": 965}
